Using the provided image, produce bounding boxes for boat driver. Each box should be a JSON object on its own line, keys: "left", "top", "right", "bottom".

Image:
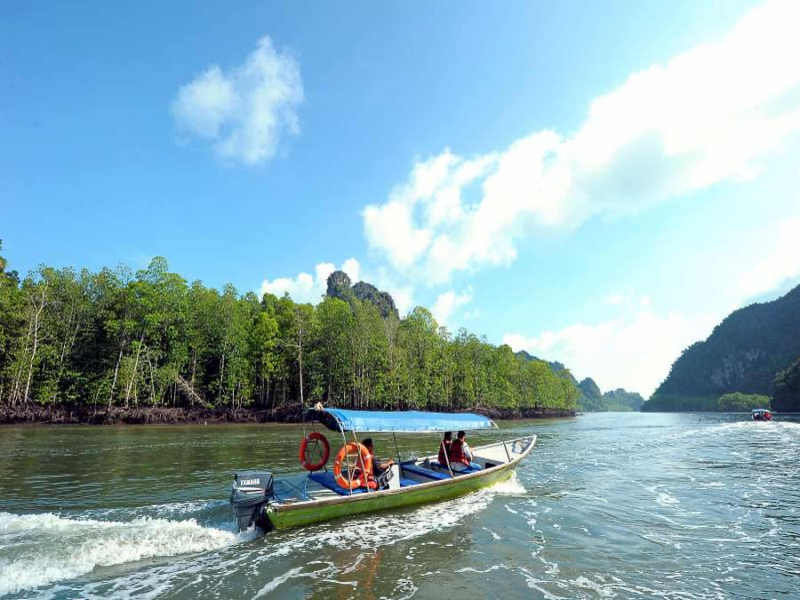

{"left": 363, "top": 438, "right": 395, "bottom": 488}
{"left": 447, "top": 431, "right": 482, "bottom": 472}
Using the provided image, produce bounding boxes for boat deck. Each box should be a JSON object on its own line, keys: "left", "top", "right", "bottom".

{"left": 271, "top": 438, "right": 527, "bottom": 506}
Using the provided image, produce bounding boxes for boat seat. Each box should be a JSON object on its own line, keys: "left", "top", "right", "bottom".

{"left": 308, "top": 471, "right": 369, "bottom": 496}
{"left": 308, "top": 471, "right": 417, "bottom": 495}
{"left": 401, "top": 462, "right": 452, "bottom": 480}
{"left": 430, "top": 461, "right": 481, "bottom": 474}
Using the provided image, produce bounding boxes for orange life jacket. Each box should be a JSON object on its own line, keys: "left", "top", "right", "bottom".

{"left": 448, "top": 440, "right": 471, "bottom": 466}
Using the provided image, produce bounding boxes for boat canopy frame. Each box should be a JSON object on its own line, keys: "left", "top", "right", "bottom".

{"left": 301, "top": 407, "right": 499, "bottom": 497}
{"left": 304, "top": 407, "right": 498, "bottom": 434}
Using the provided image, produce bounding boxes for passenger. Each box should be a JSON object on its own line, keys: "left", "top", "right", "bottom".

{"left": 447, "top": 431, "right": 482, "bottom": 472}
{"left": 438, "top": 431, "right": 453, "bottom": 467}
{"left": 362, "top": 438, "right": 395, "bottom": 488}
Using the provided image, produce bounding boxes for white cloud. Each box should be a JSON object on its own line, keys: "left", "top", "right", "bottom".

{"left": 260, "top": 258, "right": 360, "bottom": 304}
{"left": 172, "top": 36, "right": 303, "bottom": 165}
{"left": 640, "top": 296, "right": 652, "bottom": 307}
{"left": 738, "top": 216, "right": 800, "bottom": 298}
{"left": 603, "top": 293, "right": 624, "bottom": 305}
{"left": 386, "top": 286, "right": 414, "bottom": 317}
{"left": 363, "top": 0, "right": 800, "bottom": 283}
{"left": 341, "top": 258, "right": 361, "bottom": 285}
{"left": 504, "top": 309, "right": 718, "bottom": 397}
{"left": 363, "top": 201, "right": 431, "bottom": 269}
{"left": 431, "top": 288, "right": 473, "bottom": 327}
{"left": 463, "top": 308, "right": 482, "bottom": 321}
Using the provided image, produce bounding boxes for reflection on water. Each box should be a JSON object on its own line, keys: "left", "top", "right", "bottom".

{"left": 1, "top": 413, "right": 799, "bottom": 598}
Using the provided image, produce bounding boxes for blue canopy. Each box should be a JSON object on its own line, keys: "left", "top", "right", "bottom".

{"left": 311, "top": 408, "right": 497, "bottom": 433}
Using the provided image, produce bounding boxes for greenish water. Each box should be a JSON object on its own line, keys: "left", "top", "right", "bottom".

{"left": 1, "top": 413, "right": 799, "bottom": 598}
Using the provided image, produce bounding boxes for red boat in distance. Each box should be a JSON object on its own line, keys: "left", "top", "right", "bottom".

{"left": 751, "top": 408, "right": 773, "bottom": 421}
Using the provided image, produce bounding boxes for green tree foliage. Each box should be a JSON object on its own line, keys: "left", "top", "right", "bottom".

{"left": 0, "top": 253, "right": 578, "bottom": 414}
{"left": 578, "top": 385, "right": 645, "bottom": 412}
{"left": 772, "top": 357, "right": 800, "bottom": 412}
{"left": 717, "top": 392, "right": 770, "bottom": 412}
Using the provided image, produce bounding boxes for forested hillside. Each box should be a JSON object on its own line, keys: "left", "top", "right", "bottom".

{"left": 577, "top": 378, "right": 644, "bottom": 412}
{"left": 515, "top": 352, "right": 643, "bottom": 411}
{"left": 0, "top": 244, "right": 578, "bottom": 421}
{"left": 772, "top": 358, "right": 800, "bottom": 412}
{"left": 643, "top": 284, "right": 800, "bottom": 412}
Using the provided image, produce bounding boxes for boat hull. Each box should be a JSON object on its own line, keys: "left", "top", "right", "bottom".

{"left": 261, "top": 437, "right": 533, "bottom": 531}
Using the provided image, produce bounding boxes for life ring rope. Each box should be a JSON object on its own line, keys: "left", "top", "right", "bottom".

{"left": 299, "top": 432, "right": 330, "bottom": 471}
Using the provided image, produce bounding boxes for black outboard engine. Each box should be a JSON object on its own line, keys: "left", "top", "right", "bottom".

{"left": 230, "top": 471, "right": 274, "bottom": 533}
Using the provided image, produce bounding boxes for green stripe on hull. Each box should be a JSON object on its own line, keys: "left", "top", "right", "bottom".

{"left": 264, "top": 464, "right": 516, "bottom": 530}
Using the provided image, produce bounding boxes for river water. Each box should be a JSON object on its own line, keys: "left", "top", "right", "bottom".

{"left": 1, "top": 413, "right": 799, "bottom": 599}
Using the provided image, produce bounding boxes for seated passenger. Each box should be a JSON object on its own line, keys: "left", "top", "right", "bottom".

{"left": 363, "top": 438, "right": 395, "bottom": 488}
{"left": 437, "top": 431, "right": 453, "bottom": 467}
{"left": 447, "top": 431, "right": 482, "bottom": 472}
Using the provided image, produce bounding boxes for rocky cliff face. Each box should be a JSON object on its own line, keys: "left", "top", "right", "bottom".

{"left": 352, "top": 282, "right": 398, "bottom": 319}
{"left": 325, "top": 271, "right": 399, "bottom": 319}
{"left": 651, "top": 283, "right": 800, "bottom": 403}
{"left": 326, "top": 270, "right": 353, "bottom": 300}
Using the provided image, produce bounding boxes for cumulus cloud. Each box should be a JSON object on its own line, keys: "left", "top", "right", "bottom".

{"left": 363, "top": 0, "right": 800, "bottom": 282}
{"left": 503, "top": 309, "right": 719, "bottom": 397}
{"left": 738, "top": 216, "right": 800, "bottom": 298}
{"left": 603, "top": 293, "right": 624, "bottom": 306}
{"left": 385, "top": 286, "right": 414, "bottom": 317}
{"left": 172, "top": 36, "right": 303, "bottom": 165}
{"left": 260, "top": 258, "right": 360, "bottom": 304}
{"left": 431, "top": 288, "right": 473, "bottom": 327}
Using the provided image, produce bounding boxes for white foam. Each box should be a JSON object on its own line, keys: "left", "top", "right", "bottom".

{"left": 656, "top": 492, "right": 680, "bottom": 507}
{"left": 0, "top": 512, "right": 254, "bottom": 596}
{"left": 256, "top": 474, "right": 525, "bottom": 562}
{"left": 490, "top": 472, "right": 527, "bottom": 495}
{"left": 253, "top": 567, "right": 305, "bottom": 598}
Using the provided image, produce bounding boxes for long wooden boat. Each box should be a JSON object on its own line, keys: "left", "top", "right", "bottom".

{"left": 230, "top": 408, "right": 536, "bottom": 532}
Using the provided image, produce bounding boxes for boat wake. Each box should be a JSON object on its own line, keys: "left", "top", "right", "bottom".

{"left": 708, "top": 420, "right": 800, "bottom": 434}
{"left": 0, "top": 510, "right": 256, "bottom": 596}
{"left": 0, "top": 475, "right": 525, "bottom": 597}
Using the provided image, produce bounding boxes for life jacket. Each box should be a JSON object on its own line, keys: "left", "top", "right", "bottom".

{"left": 448, "top": 439, "right": 471, "bottom": 467}
{"left": 438, "top": 440, "right": 451, "bottom": 465}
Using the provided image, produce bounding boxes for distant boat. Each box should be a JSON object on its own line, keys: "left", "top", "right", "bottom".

{"left": 751, "top": 408, "right": 773, "bottom": 421}
{"left": 230, "top": 408, "right": 536, "bottom": 532}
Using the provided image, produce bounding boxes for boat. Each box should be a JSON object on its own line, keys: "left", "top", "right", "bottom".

{"left": 751, "top": 408, "right": 773, "bottom": 421}
{"left": 230, "top": 407, "right": 536, "bottom": 532}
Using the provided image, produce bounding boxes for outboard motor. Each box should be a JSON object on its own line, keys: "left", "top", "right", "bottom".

{"left": 230, "top": 471, "right": 274, "bottom": 533}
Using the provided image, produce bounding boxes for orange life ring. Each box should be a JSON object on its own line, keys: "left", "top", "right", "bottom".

{"left": 333, "top": 442, "right": 377, "bottom": 490}
{"left": 299, "top": 432, "right": 330, "bottom": 471}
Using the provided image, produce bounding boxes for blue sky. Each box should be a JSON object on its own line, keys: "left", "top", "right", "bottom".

{"left": 3, "top": 0, "right": 800, "bottom": 396}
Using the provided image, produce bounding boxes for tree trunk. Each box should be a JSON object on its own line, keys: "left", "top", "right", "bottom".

{"left": 23, "top": 281, "right": 48, "bottom": 403}
{"left": 190, "top": 350, "right": 197, "bottom": 407}
{"left": 218, "top": 353, "right": 225, "bottom": 403}
{"left": 109, "top": 342, "right": 125, "bottom": 408}
{"left": 124, "top": 332, "right": 145, "bottom": 408}
{"left": 145, "top": 349, "right": 156, "bottom": 405}
{"left": 298, "top": 320, "right": 304, "bottom": 408}
{"left": 9, "top": 319, "right": 33, "bottom": 406}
